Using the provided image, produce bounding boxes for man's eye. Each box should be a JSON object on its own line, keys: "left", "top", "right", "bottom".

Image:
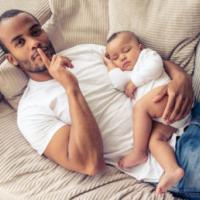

{"left": 16, "top": 38, "right": 25, "bottom": 47}
{"left": 32, "top": 29, "right": 42, "bottom": 36}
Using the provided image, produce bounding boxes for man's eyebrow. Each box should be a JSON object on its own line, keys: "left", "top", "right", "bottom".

{"left": 30, "top": 23, "right": 41, "bottom": 31}
{"left": 11, "top": 23, "right": 41, "bottom": 44}
{"left": 11, "top": 35, "right": 22, "bottom": 44}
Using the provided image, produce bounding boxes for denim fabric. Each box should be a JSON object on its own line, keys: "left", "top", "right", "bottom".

{"left": 171, "top": 103, "right": 200, "bottom": 200}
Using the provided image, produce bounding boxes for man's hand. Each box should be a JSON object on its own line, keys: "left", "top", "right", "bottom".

{"left": 37, "top": 48, "right": 78, "bottom": 91}
{"left": 125, "top": 81, "right": 137, "bottom": 98}
{"left": 153, "top": 73, "right": 193, "bottom": 124}
{"left": 103, "top": 54, "right": 116, "bottom": 71}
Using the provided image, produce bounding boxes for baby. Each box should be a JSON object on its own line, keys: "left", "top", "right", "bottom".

{"left": 104, "top": 31, "right": 191, "bottom": 194}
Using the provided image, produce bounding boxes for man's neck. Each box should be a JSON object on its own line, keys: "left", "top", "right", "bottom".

{"left": 28, "top": 70, "right": 53, "bottom": 82}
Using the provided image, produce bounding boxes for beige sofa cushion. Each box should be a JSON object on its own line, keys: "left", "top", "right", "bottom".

{"left": 108, "top": 0, "right": 200, "bottom": 75}
{"left": 0, "top": 61, "right": 28, "bottom": 110}
{"left": 44, "top": 0, "right": 108, "bottom": 52}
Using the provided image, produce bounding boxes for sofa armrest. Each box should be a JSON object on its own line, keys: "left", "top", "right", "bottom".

{"left": 193, "top": 41, "right": 200, "bottom": 101}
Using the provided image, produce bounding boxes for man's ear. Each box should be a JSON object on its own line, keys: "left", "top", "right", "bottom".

{"left": 5, "top": 53, "right": 18, "bottom": 66}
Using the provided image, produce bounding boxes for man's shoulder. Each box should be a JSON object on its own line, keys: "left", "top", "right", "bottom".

{"left": 57, "top": 44, "right": 106, "bottom": 57}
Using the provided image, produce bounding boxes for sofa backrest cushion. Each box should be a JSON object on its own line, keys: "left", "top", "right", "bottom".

{"left": 43, "top": 0, "right": 109, "bottom": 52}
{"left": 108, "top": 0, "right": 200, "bottom": 75}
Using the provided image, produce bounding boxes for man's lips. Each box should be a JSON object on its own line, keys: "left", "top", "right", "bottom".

{"left": 32, "top": 47, "right": 49, "bottom": 61}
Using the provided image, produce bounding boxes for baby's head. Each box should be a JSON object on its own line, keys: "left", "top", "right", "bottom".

{"left": 106, "top": 31, "right": 143, "bottom": 71}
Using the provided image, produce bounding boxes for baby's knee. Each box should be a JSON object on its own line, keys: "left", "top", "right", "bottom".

{"left": 133, "top": 100, "right": 147, "bottom": 114}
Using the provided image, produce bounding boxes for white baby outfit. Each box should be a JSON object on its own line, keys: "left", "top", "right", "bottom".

{"left": 108, "top": 48, "right": 190, "bottom": 129}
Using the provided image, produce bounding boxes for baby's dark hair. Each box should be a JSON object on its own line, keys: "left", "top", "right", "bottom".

{"left": 0, "top": 9, "right": 40, "bottom": 53}
{"left": 107, "top": 31, "right": 140, "bottom": 44}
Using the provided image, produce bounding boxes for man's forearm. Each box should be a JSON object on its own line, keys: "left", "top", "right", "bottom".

{"left": 164, "top": 60, "right": 191, "bottom": 80}
{"left": 66, "top": 86, "right": 105, "bottom": 174}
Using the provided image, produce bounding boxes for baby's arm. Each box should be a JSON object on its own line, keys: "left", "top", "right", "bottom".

{"left": 131, "top": 49, "right": 164, "bottom": 87}
{"left": 125, "top": 81, "right": 137, "bottom": 98}
{"left": 104, "top": 55, "right": 130, "bottom": 91}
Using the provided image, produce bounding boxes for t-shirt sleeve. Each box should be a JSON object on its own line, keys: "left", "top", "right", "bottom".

{"left": 17, "top": 105, "right": 67, "bottom": 155}
{"left": 108, "top": 68, "right": 130, "bottom": 91}
{"left": 131, "top": 49, "right": 164, "bottom": 87}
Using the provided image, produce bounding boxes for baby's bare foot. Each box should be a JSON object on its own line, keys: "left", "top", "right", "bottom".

{"left": 118, "top": 151, "right": 148, "bottom": 169}
{"left": 156, "top": 167, "right": 184, "bottom": 194}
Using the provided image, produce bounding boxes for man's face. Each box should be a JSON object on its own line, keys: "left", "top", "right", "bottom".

{"left": 0, "top": 13, "right": 55, "bottom": 73}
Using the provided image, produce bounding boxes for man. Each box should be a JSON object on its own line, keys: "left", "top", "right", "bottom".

{"left": 0, "top": 10, "right": 199, "bottom": 199}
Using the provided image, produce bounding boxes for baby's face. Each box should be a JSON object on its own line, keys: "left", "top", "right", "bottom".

{"left": 106, "top": 33, "right": 142, "bottom": 71}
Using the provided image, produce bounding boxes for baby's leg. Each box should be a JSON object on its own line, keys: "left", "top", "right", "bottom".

{"left": 118, "top": 85, "right": 180, "bottom": 170}
{"left": 118, "top": 86, "right": 169, "bottom": 168}
{"left": 118, "top": 98, "right": 152, "bottom": 168}
{"left": 149, "top": 122, "right": 184, "bottom": 195}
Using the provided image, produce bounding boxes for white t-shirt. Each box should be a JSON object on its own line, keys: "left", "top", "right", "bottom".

{"left": 17, "top": 44, "right": 179, "bottom": 182}
{"left": 17, "top": 79, "right": 71, "bottom": 155}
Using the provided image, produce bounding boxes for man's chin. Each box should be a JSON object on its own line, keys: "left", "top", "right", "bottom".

{"left": 29, "top": 66, "right": 47, "bottom": 73}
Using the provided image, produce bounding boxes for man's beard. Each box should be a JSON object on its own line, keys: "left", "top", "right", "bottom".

{"left": 25, "top": 41, "right": 56, "bottom": 73}
{"left": 28, "top": 65, "right": 47, "bottom": 73}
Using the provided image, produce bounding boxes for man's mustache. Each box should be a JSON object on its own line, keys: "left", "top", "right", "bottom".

{"left": 31, "top": 46, "right": 49, "bottom": 61}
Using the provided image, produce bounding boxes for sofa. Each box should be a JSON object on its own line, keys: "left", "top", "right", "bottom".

{"left": 0, "top": 0, "right": 200, "bottom": 199}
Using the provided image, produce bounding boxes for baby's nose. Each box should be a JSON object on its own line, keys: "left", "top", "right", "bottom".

{"left": 120, "top": 54, "right": 126, "bottom": 61}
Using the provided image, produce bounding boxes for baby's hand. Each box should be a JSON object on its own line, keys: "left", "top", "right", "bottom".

{"left": 125, "top": 81, "right": 137, "bottom": 98}
{"left": 103, "top": 54, "right": 116, "bottom": 71}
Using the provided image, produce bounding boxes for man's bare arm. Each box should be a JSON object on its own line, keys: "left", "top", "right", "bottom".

{"left": 38, "top": 49, "right": 105, "bottom": 175}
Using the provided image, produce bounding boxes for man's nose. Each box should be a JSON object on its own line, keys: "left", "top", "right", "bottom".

{"left": 29, "top": 37, "right": 41, "bottom": 50}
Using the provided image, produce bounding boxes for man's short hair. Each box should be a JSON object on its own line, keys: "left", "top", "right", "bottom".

{"left": 0, "top": 9, "right": 40, "bottom": 53}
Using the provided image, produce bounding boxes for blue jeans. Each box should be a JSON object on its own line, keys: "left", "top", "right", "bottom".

{"left": 170, "top": 102, "right": 200, "bottom": 200}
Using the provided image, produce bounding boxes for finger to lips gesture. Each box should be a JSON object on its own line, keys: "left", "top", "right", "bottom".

{"left": 37, "top": 48, "right": 78, "bottom": 88}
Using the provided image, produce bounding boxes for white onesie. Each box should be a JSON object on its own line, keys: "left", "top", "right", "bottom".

{"left": 108, "top": 48, "right": 190, "bottom": 129}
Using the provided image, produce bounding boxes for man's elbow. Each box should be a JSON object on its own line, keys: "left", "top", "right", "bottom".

{"left": 85, "top": 161, "right": 106, "bottom": 176}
